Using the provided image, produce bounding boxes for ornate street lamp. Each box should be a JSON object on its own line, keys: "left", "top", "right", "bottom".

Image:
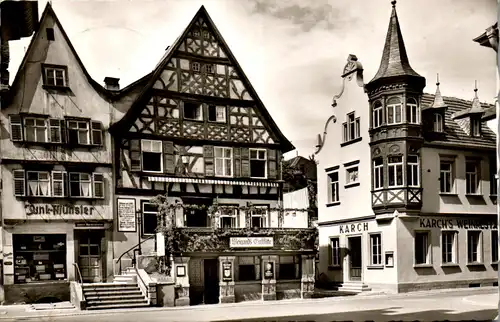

{"left": 314, "top": 54, "right": 365, "bottom": 155}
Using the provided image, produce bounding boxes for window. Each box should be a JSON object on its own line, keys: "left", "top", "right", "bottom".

{"left": 24, "top": 118, "right": 47, "bottom": 143}
{"left": 141, "top": 140, "right": 163, "bottom": 172}
{"left": 373, "top": 158, "right": 384, "bottom": 190}
{"left": 203, "top": 31, "right": 210, "bottom": 39}
{"left": 345, "top": 166, "right": 359, "bottom": 186}
{"left": 49, "top": 119, "right": 62, "bottom": 143}
{"left": 471, "top": 118, "right": 481, "bottom": 137}
{"left": 44, "top": 66, "right": 66, "bottom": 87}
{"left": 68, "top": 120, "right": 89, "bottom": 145}
{"left": 192, "top": 29, "right": 200, "bottom": 37}
{"left": 433, "top": 113, "right": 444, "bottom": 132}
{"left": 492, "top": 230, "right": 498, "bottom": 263}
{"left": 370, "top": 234, "right": 382, "bottom": 265}
{"left": 373, "top": 101, "right": 383, "bottom": 128}
{"left": 215, "top": 147, "right": 232, "bottom": 177}
{"left": 250, "top": 205, "right": 268, "bottom": 228}
{"left": 238, "top": 256, "right": 260, "bottom": 281}
{"left": 46, "top": 28, "right": 55, "bottom": 41}
{"left": 183, "top": 102, "right": 203, "bottom": 121}
{"left": 442, "top": 231, "right": 457, "bottom": 264}
{"left": 465, "top": 160, "right": 479, "bottom": 194}
{"left": 26, "top": 171, "right": 50, "bottom": 197}
{"left": 142, "top": 203, "right": 159, "bottom": 236}
{"left": 51, "top": 171, "right": 66, "bottom": 197}
{"left": 249, "top": 149, "right": 267, "bottom": 178}
{"left": 467, "top": 231, "right": 482, "bottom": 264}
{"left": 208, "top": 105, "right": 226, "bottom": 122}
{"left": 9, "top": 115, "right": 23, "bottom": 141}
{"left": 93, "top": 173, "right": 104, "bottom": 199}
{"left": 328, "top": 171, "right": 339, "bottom": 203}
{"left": 191, "top": 62, "right": 201, "bottom": 73}
{"left": 219, "top": 205, "right": 237, "bottom": 228}
{"left": 388, "top": 156, "right": 403, "bottom": 187}
{"left": 490, "top": 157, "right": 497, "bottom": 196}
{"left": 406, "top": 155, "right": 419, "bottom": 187}
{"left": 386, "top": 97, "right": 402, "bottom": 125}
{"left": 14, "top": 170, "right": 26, "bottom": 196}
{"left": 278, "top": 255, "right": 300, "bottom": 280}
{"left": 342, "top": 113, "right": 360, "bottom": 142}
{"left": 439, "top": 161, "right": 454, "bottom": 193}
{"left": 90, "top": 121, "right": 103, "bottom": 146}
{"left": 69, "top": 173, "right": 92, "bottom": 197}
{"left": 415, "top": 231, "right": 430, "bottom": 265}
{"left": 330, "top": 237, "right": 341, "bottom": 266}
{"left": 406, "top": 98, "right": 419, "bottom": 124}
{"left": 204, "top": 64, "right": 215, "bottom": 74}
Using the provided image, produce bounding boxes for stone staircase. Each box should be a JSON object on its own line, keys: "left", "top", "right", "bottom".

{"left": 337, "top": 281, "right": 372, "bottom": 293}
{"left": 82, "top": 268, "right": 150, "bottom": 310}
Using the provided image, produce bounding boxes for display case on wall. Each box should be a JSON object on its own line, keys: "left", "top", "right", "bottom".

{"left": 13, "top": 234, "right": 67, "bottom": 284}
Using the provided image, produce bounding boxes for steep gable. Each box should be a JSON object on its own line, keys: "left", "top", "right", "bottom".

{"left": 111, "top": 6, "right": 294, "bottom": 153}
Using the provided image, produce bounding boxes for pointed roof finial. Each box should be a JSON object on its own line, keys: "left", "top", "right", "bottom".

{"left": 426, "top": 74, "right": 447, "bottom": 110}
{"left": 391, "top": 0, "right": 397, "bottom": 8}
{"left": 436, "top": 73, "right": 440, "bottom": 86}
{"left": 474, "top": 80, "right": 478, "bottom": 97}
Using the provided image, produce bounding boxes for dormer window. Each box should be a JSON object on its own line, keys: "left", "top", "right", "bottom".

{"left": 386, "top": 97, "right": 402, "bottom": 125}
{"left": 42, "top": 64, "right": 67, "bottom": 87}
{"left": 406, "top": 98, "right": 419, "bottom": 124}
{"left": 471, "top": 117, "right": 481, "bottom": 137}
{"left": 433, "top": 113, "right": 444, "bottom": 132}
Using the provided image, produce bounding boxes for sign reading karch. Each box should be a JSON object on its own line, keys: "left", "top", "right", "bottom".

{"left": 230, "top": 237, "right": 274, "bottom": 248}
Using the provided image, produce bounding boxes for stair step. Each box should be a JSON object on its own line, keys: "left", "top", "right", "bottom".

{"left": 84, "top": 290, "right": 143, "bottom": 297}
{"left": 85, "top": 294, "right": 145, "bottom": 301}
{"left": 83, "top": 283, "right": 139, "bottom": 289}
{"left": 87, "top": 298, "right": 148, "bottom": 306}
{"left": 83, "top": 286, "right": 141, "bottom": 293}
{"left": 87, "top": 302, "right": 150, "bottom": 310}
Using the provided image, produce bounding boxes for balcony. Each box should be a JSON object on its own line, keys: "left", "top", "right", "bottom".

{"left": 371, "top": 187, "right": 423, "bottom": 210}
{"left": 169, "top": 227, "right": 318, "bottom": 253}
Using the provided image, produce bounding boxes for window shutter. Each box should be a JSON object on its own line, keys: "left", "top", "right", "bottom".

{"left": 203, "top": 145, "right": 215, "bottom": 177}
{"left": 13, "top": 170, "right": 25, "bottom": 196}
{"left": 60, "top": 119, "right": 67, "bottom": 143}
{"left": 163, "top": 141, "right": 175, "bottom": 174}
{"left": 233, "top": 147, "right": 241, "bottom": 177}
{"left": 267, "top": 149, "right": 277, "bottom": 179}
{"left": 93, "top": 173, "right": 105, "bottom": 198}
{"left": 130, "top": 139, "right": 141, "bottom": 171}
{"left": 9, "top": 115, "right": 23, "bottom": 141}
{"left": 91, "top": 121, "right": 104, "bottom": 146}
{"left": 241, "top": 147, "right": 250, "bottom": 177}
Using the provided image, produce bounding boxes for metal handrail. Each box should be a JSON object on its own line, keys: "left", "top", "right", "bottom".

{"left": 116, "top": 234, "right": 155, "bottom": 273}
{"left": 72, "top": 262, "right": 83, "bottom": 284}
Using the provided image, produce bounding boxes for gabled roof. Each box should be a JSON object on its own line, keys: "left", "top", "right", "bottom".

{"left": 473, "top": 22, "right": 498, "bottom": 51}
{"left": 109, "top": 5, "right": 294, "bottom": 153}
{"left": 368, "top": 1, "right": 423, "bottom": 85}
{"left": 6, "top": 2, "right": 109, "bottom": 104}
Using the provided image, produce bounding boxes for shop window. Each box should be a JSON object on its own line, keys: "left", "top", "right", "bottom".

{"left": 249, "top": 149, "right": 267, "bottom": 178}
{"left": 250, "top": 205, "right": 268, "bottom": 229}
{"left": 327, "top": 171, "right": 339, "bottom": 203}
{"left": 13, "top": 234, "right": 66, "bottom": 284}
{"left": 439, "top": 161, "right": 454, "bottom": 193}
{"left": 406, "top": 155, "right": 420, "bottom": 187}
{"left": 278, "top": 255, "right": 300, "bottom": 280}
{"left": 387, "top": 156, "right": 403, "bottom": 188}
{"left": 215, "top": 147, "right": 232, "bottom": 177}
{"left": 492, "top": 230, "right": 498, "bottom": 263}
{"left": 183, "top": 101, "right": 203, "bottom": 120}
{"left": 465, "top": 160, "right": 480, "bottom": 195}
{"left": 141, "top": 139, "right": 163, "bottom": 173}
{"left": 142, "top": 202, "right": 159, "bottom": 236}
{"left": 330, "top": 237, "right": 341, "bottom": 266}
{"left": 237, "top": 256, "right": 260, "bottom": 281}
{"left": 373, "top": 158, "right": 384, "bottom": 190}
{"left": 219, "top": 205, "right": 238, "bottom": 228}
{"left": 415, "top": 231, "right": 431, "bottom": 265}
{"left": 369, "top": 233, "right": 382, "bottom": 266}
{"left": 441, "top": 231, "right": 458, "bottom": 264}
{"left": 208, "top": 105, "right": 226, "bottom": 122}
{"left": 24, "top": 117, "right": 48, "bottom": 143}
{"left": 467, "top": 230, "right": 482, "bottom": 264}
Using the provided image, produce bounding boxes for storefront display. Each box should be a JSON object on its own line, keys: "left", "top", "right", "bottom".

{"left": 13, "top": 234, "right": 66, "bottom": 284}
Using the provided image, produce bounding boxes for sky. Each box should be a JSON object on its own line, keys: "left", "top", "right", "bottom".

{"left": 7, "top": 0, "right": 498, "bottom": 159}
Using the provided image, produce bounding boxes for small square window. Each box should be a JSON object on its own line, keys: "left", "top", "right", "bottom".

{"left": 192, "top": 62, "right": 201, "bottom": 73}
{"left": 346, "top": 166, "right": 359, "bottom": 186}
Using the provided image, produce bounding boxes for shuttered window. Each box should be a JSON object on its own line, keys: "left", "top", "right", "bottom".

{"left": 203, "top": 145, "right": 215, "bottom": 177}
{"left": 13, "top": 170, "right": 26, "bottom": 196}
{"left": 129, "top": 140, "right": 141, "bottom": 171}
{"left": 142, "top": 140, "right": 163, "bottom": 173}
{"left": 249, "top": 149, "right": 267, "bottom": 178}
{"left": 9, "top": 115, "right": 23, "bottom": 141}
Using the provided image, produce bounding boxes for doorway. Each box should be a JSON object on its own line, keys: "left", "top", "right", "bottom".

{"left": 348, "top": 236, "right": 362, "bottom": 281}
{"left": 203, "top": 258, "right": 219, "bottom": 304}
{"left": 76, "top": 230, "right": 104, "bottom": 283}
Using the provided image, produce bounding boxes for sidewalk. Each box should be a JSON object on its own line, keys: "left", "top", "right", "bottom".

{"left": 0, "top": 286, "right": 496, "bottom": 320}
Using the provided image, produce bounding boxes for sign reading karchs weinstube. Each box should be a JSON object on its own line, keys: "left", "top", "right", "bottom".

{"left": 229, "top": 237, "right": 274, "bottom": 248}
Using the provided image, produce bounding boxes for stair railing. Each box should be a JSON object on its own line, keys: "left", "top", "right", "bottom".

{"left": 116, "top": 235, "right": 155, "bottom": 274}
{"left": 72, "top": 262, "right": 83, "bottom": 284}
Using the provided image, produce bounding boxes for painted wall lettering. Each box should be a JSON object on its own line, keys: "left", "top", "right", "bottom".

{"left": 419, "top": 218, "right": 497, "bottom": 230}
{"left": 25, "top": 203, "right": 95, "bottom": 216}
{"left": 419, "top": 219, "right": 453, "bottom": 229}
{"left": 339, "top": 222, "right": 369, "bottom": 234}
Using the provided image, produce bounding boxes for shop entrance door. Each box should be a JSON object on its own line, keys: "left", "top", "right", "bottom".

{"left": 348, "top": 236, "right": 362, "bottom": 281}
{"left": 203, "top": 258, "right": 219, "bottom": 304}
{"left": 77, "top": 230, "right": 104, "bottom": 283}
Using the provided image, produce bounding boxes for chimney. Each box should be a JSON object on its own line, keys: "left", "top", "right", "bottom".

{"left": 104, "top": 77, "right": 120, "bottom": 91}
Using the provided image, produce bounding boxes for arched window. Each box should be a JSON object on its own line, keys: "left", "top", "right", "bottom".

{"left": 433, "top": 113, "right": 443, "bottom": 132}
{"left": 372, "top": 101, "right": 383, "bottom": 128}
{"left": 386, "top": 97, "right": 402, "bottom": 125}
{"left": 406, "top": 98, "right": 419, "bottom": 124}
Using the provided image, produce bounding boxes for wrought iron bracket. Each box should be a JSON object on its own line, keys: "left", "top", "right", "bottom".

{"left": 315, "top": 54, "right": 365, "bottom": 155}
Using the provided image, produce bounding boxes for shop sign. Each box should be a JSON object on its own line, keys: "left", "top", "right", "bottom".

{"left": 419, "top": 218, "right": 497, "bottom": 230}
{"left": 264, "top": 261, "right": 274, "bottom": 279}
{"left": 75, "top": 222, "right": 105, "bottom": 229}
{"left": 222, "top": 261, "right": 232, "bottom": 281}
{"left": 25, "top": 203, "right": 95, "bottom": 216}
{"left": 339, "top": 222, "right": 368, "bottom": 234}
{"left": 229, "top": 237, "right": 274, "bottom": 248}
{"left": 117, "top": 199, "right": 137, "bottom": 232}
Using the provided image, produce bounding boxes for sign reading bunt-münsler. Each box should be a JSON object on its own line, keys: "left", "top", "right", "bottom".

{"left": 229, "top": 237, "right": 274, "bottom": 248}
{"left": 117, "top": 199, "right": 137, "bottom": 232}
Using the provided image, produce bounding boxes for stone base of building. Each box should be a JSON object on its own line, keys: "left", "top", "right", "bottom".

{"left": 262, "top": 293, "right": 276, "bottom": 301}
{"left": 4, "top": 281, "right": 70, "bottom": 305}
{"left": 175, "top": 297, "right": 190, "bottom": 306}
{"left": 220, "top": 295, "right": 235, "bottom": 303}
{"left": 396, "top": 278, "right": 498, "bottom": 293}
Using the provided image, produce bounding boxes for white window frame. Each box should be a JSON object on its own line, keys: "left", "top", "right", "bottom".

{"left": 24, "top": 117, "right": 47, "bottom": 143}
{"left": 68, "top": 120, "right": 90, "bottom": 145}
{"left": 219, "top": 205, "right": 238, "bottom": 228}
{"left": 214, "top": 147, "right": 233, "bottom": 177}
{"left": 345, "top": 165, "right": 359, "bottom": 186}
{"left": 183, "top": 101, "right": 203, "bottom": 121}
{"left": 51, "top": 170, "right": 66, "bottom": 197}
{"left": 406, "top": 155, "right": 420, "bottom": 187}
{"left": 387, "top": 155, "right": 404, "bottom": 188}
{"left": 69, "top": 172, "right": 92, "bottom": 198}
{"left": 414, "top": 231, "right": 431, "bottom": 265}
{"left": 441, "top": 230, "right": 458, "bottom": 264}
{"left": 191, "top": 62, "right": 201, "bottom": 73}
{"left": 142, "top": 202, "right": 159, "bottom": 236}
{"left": 208, "top": 105, "right": 226, "bottom": 123}
{"left": 465, "top": 160, "right": 480, "bottom": 195}
{"left": 330, "top": 237, "right": 341, "bottom": 266}
{"left": 439, "top": 160, "right": 454, "bottom": 193}
{"left": 467, "top": 230, "right": 483, "bottom": 264}
{"left": 141, "top": 139, "right": 163, "bottom": 173}
{"left": 406, "top": 98, "right": 419, "bottom": 124}
{"left": 373, "top": 158, "right": 384, "bottom": 190}
{"left": 343, "top": 113, "right": 360, "bottom": 142}
{"left": 386, "top": 97, "right": 402, "bottom": 125}
{"left": 250, "top": 205, "right": 268, "bottom": 228}
{"left": 373, "top": 102, "right": 383, "bottom": 128}
{"left": 492, "top": 230, "right": 498, "bottom": 263}
{"left": 327, "top": 170, "right": 339, "bottom": 204}
{"left": 433, "top": 113, "right": 444, "bottom": 132}
{"left": 249, "top": 148, "right": 267, "bottom": 179}
{"left": 44, "top": 66, "right": 66, "bottom": 87}
{"left": 369, "top": 233, "right": 382, "bottom": 266}
{"left": 49, "top": 119, "right": 62, "bottom": 143}
{"left": 26, "top": 171, "right": 51, "bottom": 197}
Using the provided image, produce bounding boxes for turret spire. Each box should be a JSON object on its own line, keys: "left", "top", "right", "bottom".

{"left": 470, "top": 80, "right": 483, "bottom": 113}
{"left": 426, "top": 73, "right": 447, "bottom": 110}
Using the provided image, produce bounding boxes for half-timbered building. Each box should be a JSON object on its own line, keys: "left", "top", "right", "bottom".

{"left": 0, "top": 3, "right": 115, "bottom": 304}
{"left": 110, "top": 6, "right": 316, "bottom": 306}
{"left": 317, "top": 1, "right": 497, "bottom": 294}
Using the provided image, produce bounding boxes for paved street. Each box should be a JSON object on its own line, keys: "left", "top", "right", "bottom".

{"left": 0, "top": 287, "right": 497, "bottom": 322}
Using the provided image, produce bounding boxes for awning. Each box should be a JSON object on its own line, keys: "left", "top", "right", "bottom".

{"left": 147, "top": 176, "right": 279, "bottom": 187}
